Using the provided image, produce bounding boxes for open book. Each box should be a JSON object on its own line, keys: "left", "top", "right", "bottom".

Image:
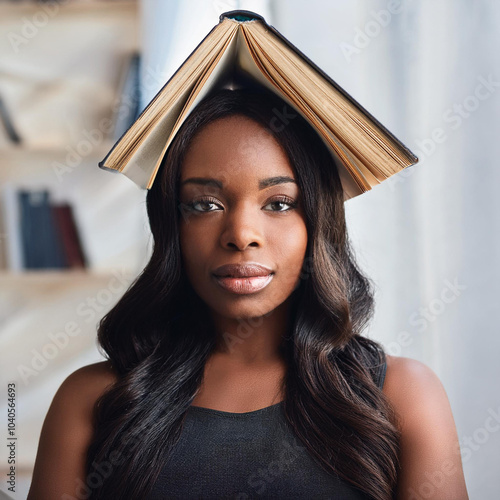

{"left": 98, "top": 10, "right": 418, "bottom": 201}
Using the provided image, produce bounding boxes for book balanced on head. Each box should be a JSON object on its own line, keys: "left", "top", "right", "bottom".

{"left": 98, "top": 9, "right": 418, "bottom": 202}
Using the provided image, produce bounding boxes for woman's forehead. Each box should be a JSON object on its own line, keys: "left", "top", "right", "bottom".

{"left": 180, "top": 115, "right": 295, "bottom": 184}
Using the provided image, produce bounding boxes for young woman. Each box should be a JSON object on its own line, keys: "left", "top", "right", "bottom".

{"left": 28, "top": 87, "right": 469, "bottom": 499}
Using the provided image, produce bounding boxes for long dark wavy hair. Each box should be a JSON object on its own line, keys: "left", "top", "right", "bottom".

{"left": 86, "top": 86, "right": 401, "bottom": 499}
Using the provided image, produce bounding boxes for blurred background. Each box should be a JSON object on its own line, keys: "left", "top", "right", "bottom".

{"left": 0, "top": 0, "right": 498, "bottom": 498}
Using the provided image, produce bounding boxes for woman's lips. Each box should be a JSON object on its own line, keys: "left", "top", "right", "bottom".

{"left": 213, "top": 274, "right": 274, "bottom": 294}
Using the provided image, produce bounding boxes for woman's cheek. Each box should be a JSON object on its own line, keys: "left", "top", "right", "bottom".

{"left": 270, "top": 223, "right": 308, "bottom": 289}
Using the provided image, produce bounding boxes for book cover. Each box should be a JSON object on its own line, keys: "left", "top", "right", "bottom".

{"left": 98, "top": 9, "right": 418, "bottom": 201}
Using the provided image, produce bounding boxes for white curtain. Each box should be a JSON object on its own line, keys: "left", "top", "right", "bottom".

{"left": 140, "top": 0, "right": 500, "bottom": 497}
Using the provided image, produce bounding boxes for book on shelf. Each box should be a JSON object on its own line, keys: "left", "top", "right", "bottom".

{"left": 0, "top": 95, "right": 22, "bottom": 145}
{"left": 19, "top": 189, "right": 65, "bottom": 269}
{"left": 111, "top": 51, "right": 142, "bottom": 143}
{"left": 98, "top": 9, "right": 418, "bottom": 202}
{"left": 51, "top": 203, "right": 87, "bottom": 269}
{"left": 0, "top": 184, "right": 87, "bottom": 271}
{"left": 0, "top": 184, "right": 22, "bottom": 271}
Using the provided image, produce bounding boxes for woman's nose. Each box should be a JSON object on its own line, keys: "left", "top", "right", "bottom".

{"left": 219, "top": 204, "right": 265, "bottom": 251}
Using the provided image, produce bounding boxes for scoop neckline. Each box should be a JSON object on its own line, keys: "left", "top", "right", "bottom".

{"left": 188, "top": 400, "right": 284, "bottom": 417}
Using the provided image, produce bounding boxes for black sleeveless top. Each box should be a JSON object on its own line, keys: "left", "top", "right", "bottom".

{"left": 148, "top": 361, "right": 387, "bottom": 499}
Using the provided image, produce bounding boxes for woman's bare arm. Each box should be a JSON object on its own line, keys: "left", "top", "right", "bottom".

{"left": 27, "top": 361, "right": 117, "bottom": 500}
{"left": 383, "top": 354, "right": 468, "bottom": 499}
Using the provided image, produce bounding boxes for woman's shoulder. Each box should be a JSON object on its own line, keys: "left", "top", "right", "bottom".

{"left": 27, "top": 360, "right": 119, "bottom": 499}
{"left": 41, "top": 360, "right": 118, "bottom": 427}
{"left": 382, "top": 354, "right": 468, "bottom": 498}
{"left": 61, "top": 359, "right": 119, "bottom": 394}
{"left": 52, "top": 360, "right": 119, "bottom": 412}
{"left": 383, "top": 353, "right": 437, "bottom": 383}
{"left": 41, "top": 360, "right": 119, "bottom": 444}
{"left": 382, "top": 354, "right": 447, "bottom": 422}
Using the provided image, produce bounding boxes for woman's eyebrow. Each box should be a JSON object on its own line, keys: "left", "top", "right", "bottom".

{"left": 180, "top": 176, "right": 297, "bottom": 190}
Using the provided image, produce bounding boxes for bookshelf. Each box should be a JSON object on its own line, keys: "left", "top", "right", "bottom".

{"left": 0, "top": 2, "right": 148, "bottom": 495}
{"left": 0, "top": 0, "right": 146, "bottom": 277}
{"left": 0, "top": 145, "right": 151, "bottom": 273}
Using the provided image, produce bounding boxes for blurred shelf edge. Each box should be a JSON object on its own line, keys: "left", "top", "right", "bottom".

{"left": 0, "top": 142, "right": 116, "bottom": 185}
{"left": 0, "top": 268, "right": 138, "bottom": 285}
{"left": 0, "top": 142, "right": 115, "bottom": 158}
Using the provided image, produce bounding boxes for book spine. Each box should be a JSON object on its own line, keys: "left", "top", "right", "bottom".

{"left": 41, "top": 192, "right": 66, "bottom": 269}
{"left": 1, "top": 184, "right": 24, "bottom": 271}
{"left": 20, "top": 190, "right": 35, "bottom": 269}
{"left": 51, "top": 204, "right": 71, "bottom": 269}
{"left": 219, "top": 10, "right": 265, "bottom": 23}
{"left": 69, "top": 204, "right": 88, "bottom": 268}
{"left": 52, "top": 204, "right": 86, "bottom": 269}
{"left": 112, "top": 52, "right": 142, "bottom": 143}
{"left": 31, "top": 190, "right": 49, "bottom": 268}
{"left": 0, "top": 96, "right": 22, "bottom": 144}
{"left": 20, "top": 189, "right": 68, "bottom": 270}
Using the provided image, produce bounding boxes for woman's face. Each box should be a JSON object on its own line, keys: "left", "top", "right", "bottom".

{"left": 178, "top": 114, "right": 308, "bottom": 321}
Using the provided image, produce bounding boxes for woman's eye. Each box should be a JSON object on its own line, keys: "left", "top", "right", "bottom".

{"left": 264, "top": 197, "right": 298, "bottom": 212}
{"left": 185, "top": 198, "right": 220, "bottom": 212}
